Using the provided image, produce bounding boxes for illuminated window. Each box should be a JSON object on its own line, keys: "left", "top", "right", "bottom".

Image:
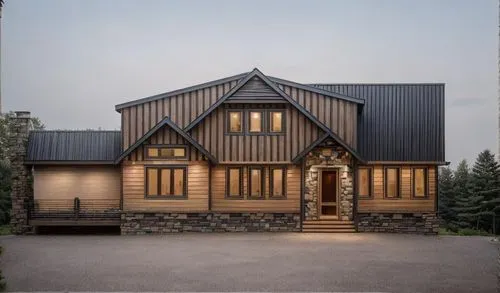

{"left": 270, "top": 167, "right": 286, "bottom": 198}
{"left": 249, "top": 111, "right": 262, "bottom": 133}
{"left": 270, "top": 111, "right": 283, "bottom": 133}
{"left": 358, "top": 167, "right": 372, "bottom": 198}
{"left": 146, "top": 146, "right": 186, "bottom": 159}
{"left": 228, "top": 111, "right": 242, "bottom": 133}
{"left": 227, "top": 167, "right": 242, "bottom": 198}
{"left": 248, "top": 167, "right": 264, "bottom": 198}
{"left": 385, "top": 167, "right": 400, "bottom": 198}
{"left": 146, "top": 166, "right": 186, "bottom": 198}
{"left": 413, "top": 168, "right": 428, "bottom": 198}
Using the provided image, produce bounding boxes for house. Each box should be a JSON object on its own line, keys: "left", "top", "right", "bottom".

{"left": 9, "top": 68, "right": 445, "bottom": 234}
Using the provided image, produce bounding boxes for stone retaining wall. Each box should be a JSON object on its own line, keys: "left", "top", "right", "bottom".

{"left": 357, "top": 213, "right": 439, "bottom": 235}
{"left": 121, "top": 212, "right": 300, "bottom": 234}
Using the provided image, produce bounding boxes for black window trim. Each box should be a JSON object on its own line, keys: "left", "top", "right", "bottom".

{"left": 224, "top": 108, "right": 286, "bottom": 136}
{"left": 248, "top": 166, "right": 265, "bottom": 199}
{"left": 225, "top": 110, "right": 244, "bottom": 134}
{"left": 412, "top": 167, "right": 429, "bottom": 199}
{"left": 144, "top": 145, "right": 188, "bottom": 160}
{"left": 357, "top": 166, "right": 373, "bottom": 199}
{"left": 144, "top": 165, "right": 188, "bottom": 199}
{"left": 384, "top": 166, "right": 401, "bottom": 199}
{"left": 268, "top": 110, "right": 286, "bottom": 135}
{"left": 269, "top": 166, "right": 287, "bottom": 199}
{"left": 226, "top": 166, "right": 244, "bottom": 199}
{"left": 247, "top": 110, "right": 265, "bottom": 135}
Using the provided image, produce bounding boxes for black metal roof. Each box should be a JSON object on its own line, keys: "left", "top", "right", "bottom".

{"left": 26, "top": 130, "right": 121, "bottom": 164}
{"left": 308, "top": 83, "right": 445, "bottom": 162}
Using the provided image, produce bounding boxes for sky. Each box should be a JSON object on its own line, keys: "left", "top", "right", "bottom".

{"left": 1, "top": 0, "right": 497, "bottom": 166}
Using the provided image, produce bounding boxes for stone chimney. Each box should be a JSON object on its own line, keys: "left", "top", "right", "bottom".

{"left": 8, "top": 111, "right": 32, "bottom": 234}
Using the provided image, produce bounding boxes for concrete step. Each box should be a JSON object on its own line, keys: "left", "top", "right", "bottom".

{"left": 302, "top": 220, "right": 354, "bottom": 225}
{"left": 302, "top": 228, "right": 357, "bottom": 233}
{"left": 302, "top": 224, "right": 355, "bottom": 229}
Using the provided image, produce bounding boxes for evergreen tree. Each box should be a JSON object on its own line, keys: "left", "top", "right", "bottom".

{"left": 470, "top": 150, "right": 500, "bottom": 232}
{"left": 452, "top": 159, "right": 474, "bottom": 229}
{"left": 438, "top": 166, "right": 455, "bottom": 228}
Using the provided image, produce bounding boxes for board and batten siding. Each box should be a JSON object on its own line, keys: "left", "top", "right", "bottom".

{"left": 277, "top": 84, "right": 358, "bottom": 149}
{"left": 122, "top": 161, "right": 209, "bottom": 212}
{"left": 33, "top": 166, "right": 121, "bottom": 209}
{"left": 127, "top": 125, "right": 203, "bottom": 161}
{"left": 121, "top": 80, "right": 239, "bottom": 150}
{"left": 211, "top": 165, "right": 301, "bottom": 212}
{"left": 191, "top": 104, "right": 324, "bottom": 162}
{"left": 358, "top": 165, "right": 436, "bottom": 212}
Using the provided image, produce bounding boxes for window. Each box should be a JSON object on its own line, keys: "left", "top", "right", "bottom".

{"left": 248, "top": 167, "right": 264, "bottom": 198}
{"left": 228, "top": 111, "right": 242, "bottom": 133}
{"left": 146, "top": 146, "right": 186, "bottom": 159}
{"left": 226, "top": 167, "right": 242, "bottom": 198}
{"left": 249, "top": 111, "right": 263, "bottom": 133}
{"left": 270, "top": 111, "right": 283, "bottom": 133}
{"left": 146, "top": 166, "right": 186, "bottom": 198}
{"left": 270, "top": 167, "right": 286, "bottom": 198}
{"left": 358, "top": 167, "right": 372, "bottom": 198}
{"left": 385, "top": 167, "right": 400, "bottom": 198}
{"left": 413, "top": 168, "right": 428, "bottom": 198}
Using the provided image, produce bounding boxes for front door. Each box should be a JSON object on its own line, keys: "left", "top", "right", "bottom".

{"left": 320, "top": 170, "right": 339, "bottom": 218}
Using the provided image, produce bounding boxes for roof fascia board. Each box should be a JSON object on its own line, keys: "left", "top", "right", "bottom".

{"left": 115, "top": 72, "right": 249, "bottom": 112}
{"left": 291, "top": 132, "right": 330, "bottom": 164}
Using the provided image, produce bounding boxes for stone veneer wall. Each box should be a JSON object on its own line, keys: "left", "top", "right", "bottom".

{"left": 304, "top": 140, "right": 353, "bottom": 221}
{"left": 121, "top": 212, "right": 300, "bottom": 234}
{"left": 357, "top": 213, "right": 439, "bottom": 235}
{"left": 8, "top": 111, "right": 33, "bottom": 235}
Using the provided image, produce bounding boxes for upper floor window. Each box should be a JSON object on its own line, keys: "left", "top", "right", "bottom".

{"left": 357, "top": 167, "right": 372, "bottom": 198}
{"left": 146, "top": 146, "right": 187, "bottom": 159}
{"left": 249, "top": 111, "right": 263, "bottom": 133}
{"left": 385, "top": 167, "right": 400, "bottom": 198}
{"left": 413, "top": 168, "right": 428, "bottom": 198}
{"left": 270, "top": 111, "right": 284, "bottom": 133}
{"left": 228, "top": 111, "right": 242, "bottom": 133}
{"left": 146, "top": 166, "right": 186, "bottom": 198}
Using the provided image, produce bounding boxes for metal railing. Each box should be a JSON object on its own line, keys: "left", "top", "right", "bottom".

{"left": 28, "top": 198, "right": 121, "bottom": 220}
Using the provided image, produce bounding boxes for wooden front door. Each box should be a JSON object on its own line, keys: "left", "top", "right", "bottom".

{"left": 320, "top": 170, "right": 339, "bottom": 218}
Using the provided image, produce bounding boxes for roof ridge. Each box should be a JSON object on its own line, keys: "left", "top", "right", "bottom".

{"left": 308, "top": 82, "right": 445, "bottom": 86}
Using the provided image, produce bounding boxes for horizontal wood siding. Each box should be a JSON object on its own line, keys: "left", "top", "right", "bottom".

{"left": 122, "top": 161, "right": 209, "bottom": 212}
{"left": 279, "top": 84, "right": 358, "bottom": 149}
{"left": 121, "top": 80, "right": 239, "bottom": 150}
{"left": 211, "top": 165, "right": 300, "bottom": 212}
{"left": 34, "top": 166, "right": 120, "bottom": 209}
{"left": 358, "top": 165, "right": 436, "bottom": 212}
{"left": 191, "top": 104, "right": 324, "bottom": 162}
{"left": 228, "top": 76, "right": 284, "bottom": 101}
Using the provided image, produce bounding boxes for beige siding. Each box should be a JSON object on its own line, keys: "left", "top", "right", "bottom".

{"left": 122, "top": 161, "right": 209, "bottom": 212}
{"left": 191, "top": 105, "right": 324, "bottom": 162}
{"left": 358, "top": 165, "right": 436, "bottom": 212}
{"left": 211, "top": 165, "right": 300, "bottom": 212}
{"left": 34, "top": 166, "right": 120, "bottom": 209}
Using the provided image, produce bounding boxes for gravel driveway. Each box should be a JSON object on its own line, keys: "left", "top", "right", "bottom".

{"left": 0, "top": 233, "right": 497, "bottom": 292}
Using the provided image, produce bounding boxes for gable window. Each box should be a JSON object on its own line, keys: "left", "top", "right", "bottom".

{"left": 248, "top": 167, "right": 264, "bottom": 199}
{"left": 146, "top": 166, "right": 186, "bottom": 198}
{"left": 270, "top": 167, "right": 286, "bottom": 198}
{"left": 226, "top": 167, "right": 243, "bottom": 198}
{"left": 357, "top": 167, "right": 372, "bottom": 198}
{"left": 413, "top": 168, "right": 428, "bottom": 198}
{"left": 146, "top": 146, "right": 187, "bottom": 159}
{"left": 385, "top": 167, "right": 400, "bottom": 198}
{"left": 270, "top": 111, "right": 284, "bottom": 133}
{"left": 228, "top": 111, "right": 242, "bottom": 133}
{"left": 249, "top": 111, "right": 263, "bottom": 133}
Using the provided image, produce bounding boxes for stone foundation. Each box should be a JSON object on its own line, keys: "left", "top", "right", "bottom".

{"left": 120, "top": 212, "right": 300, "bottom": 234}
{"left": 357, "top": 213, "right": 439, "bottom": 235}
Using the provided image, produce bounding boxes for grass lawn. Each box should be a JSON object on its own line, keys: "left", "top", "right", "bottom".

{"left": 0, "top": 226, "right": 10, "bottom": 236}
{"left": 439, "top": 227, "right": 494, "bottom": 236}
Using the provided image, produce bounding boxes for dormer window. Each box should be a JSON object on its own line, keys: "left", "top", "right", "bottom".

{"left": 228, "top": 111, "right": 242, "bottom": 133}
{"left": 270, "top": 111, "right": 284, "bottom": 133}
{"left": 249, "top": 111, "right": 263, "bottom": 133}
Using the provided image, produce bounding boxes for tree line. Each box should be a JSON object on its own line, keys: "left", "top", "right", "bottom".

{"left": 439, "top": 149, "right": 500, "bottom": 234}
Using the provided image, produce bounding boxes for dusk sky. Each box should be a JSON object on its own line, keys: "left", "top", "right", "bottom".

{"left": 2, "top": 0, "right": 497, "bottom": 166}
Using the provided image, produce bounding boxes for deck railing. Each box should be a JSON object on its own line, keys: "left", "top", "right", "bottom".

{"left": 28, "top": 198, "right": 121, "bottom": 220}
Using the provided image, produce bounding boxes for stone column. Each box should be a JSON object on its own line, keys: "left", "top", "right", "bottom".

{"left": 8, "top": 111, "right": 32, "bottom": 234}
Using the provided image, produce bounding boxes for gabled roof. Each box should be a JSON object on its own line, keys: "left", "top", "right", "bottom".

{"left": 114, "top": 116, "right": 217, "bottom": 164}
{"left": 183, "top": 68, "right": 364, "bottom": 162}
{"left": 26, "top": 130, "right": 121, "bottom": 164}
{"left": 115, "top": 72, "right": 249, "bottom": 112}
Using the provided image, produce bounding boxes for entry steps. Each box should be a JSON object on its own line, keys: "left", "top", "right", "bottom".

{"left": 302, "top": 220, "right": 356, "bottom": 233}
